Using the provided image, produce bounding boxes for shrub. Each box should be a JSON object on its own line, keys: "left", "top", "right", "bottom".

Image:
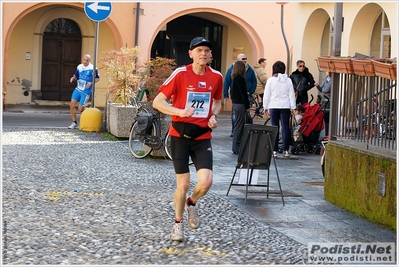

{"left": 99, "top": 47, "right": 143, "bottom": 106}
{"left": 142, "top": 57, "right": 176, "bottom": 101}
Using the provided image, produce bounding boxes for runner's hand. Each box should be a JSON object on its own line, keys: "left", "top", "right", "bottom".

{"left": 179, "top": 107, "right": 195, "bottom": 117}
{"left": 208, "top": 115, "right": 218, "bottom": 129}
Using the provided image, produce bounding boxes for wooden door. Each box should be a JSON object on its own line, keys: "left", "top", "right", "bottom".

{"left": 61, "top": 37, "right": 82, "bottom": 100}
{"left": 41, "top": 35, "right": 81, "bottom": 101}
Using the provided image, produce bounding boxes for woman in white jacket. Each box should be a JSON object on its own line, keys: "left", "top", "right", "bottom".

{"left": 263, "top": 61, "right": 296, "bottom": 157}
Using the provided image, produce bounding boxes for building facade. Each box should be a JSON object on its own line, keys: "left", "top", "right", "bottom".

{"left": 2, "top": 2, "right": 397, "bottom": 109}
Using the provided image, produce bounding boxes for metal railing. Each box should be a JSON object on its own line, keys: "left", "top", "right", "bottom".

{"left": 329, "top": 74, "right": 396, "bottom": 151}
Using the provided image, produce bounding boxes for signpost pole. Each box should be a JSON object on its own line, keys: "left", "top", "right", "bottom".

{"left": 92, "top": 21, "right": 99, "bottom": 108}
{"left": 80, "top": 2, "right": 112, "bottom": 132}
{"left": 84, "top": 2, "right": 112, "bottom": 108}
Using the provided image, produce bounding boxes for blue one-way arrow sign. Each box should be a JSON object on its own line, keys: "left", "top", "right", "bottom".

{"left": 84, "top": 2, "right": 112, "bottom": 22}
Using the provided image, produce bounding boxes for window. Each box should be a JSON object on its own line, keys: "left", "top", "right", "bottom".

{"left": 44, "top": 18, "right": 81, "bottom": 35}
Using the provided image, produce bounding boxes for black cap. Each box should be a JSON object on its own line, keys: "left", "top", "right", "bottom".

{"left": 189, "top": 37, "right": 213, "bottom": 50}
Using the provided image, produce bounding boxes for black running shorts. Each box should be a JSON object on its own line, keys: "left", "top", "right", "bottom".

{"left": 170, "top": 136, "right": 213, "bottom": 174}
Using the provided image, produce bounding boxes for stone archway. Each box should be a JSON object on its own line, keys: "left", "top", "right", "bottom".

{"left": 32, "top": 6, "right": 94, "bottom": 102}
{"left": 350, "top": 3, "right": 389, "bottom": 58}
{"left": 141, "top": 7, "right": 265, "bottom": 75}
{"left": 150, "top": 15, "right": 223, "bottom": 70}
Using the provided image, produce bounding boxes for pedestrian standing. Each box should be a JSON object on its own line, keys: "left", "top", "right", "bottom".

{"left": 315, "top": 71, "right": 331, "bottom": 135}
{"left": 153, "top": 37, "right": 223, "bottom": 242}
{"left": 263, "top": 61, "right": 296, "bottom": 157}
{"left": 68, "top": 54, "right": 100, "bottom": 129}
{"left": 315, "top": 71, "right": 331, "bottom": 107}
{"left": 253, "top": 57, "right": 268, "bottom": 111}
{"left": 223, "top": 53, "right": 257, "bottom": 137}
{"left": 230, "top": 60, "right": 250, "bottom": 154}
{"left": 289, "top": 60, "right": 316, "bottom": 105}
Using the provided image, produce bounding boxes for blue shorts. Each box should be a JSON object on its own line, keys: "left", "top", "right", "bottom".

{"left": 71, "top": 89, "right": 90, "bottom": 106}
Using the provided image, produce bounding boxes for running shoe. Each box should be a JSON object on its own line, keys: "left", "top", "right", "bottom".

{"left": 170, "top": 222, "right": 184, "bottom": 242}
{"left": 68, "top": 122, "right": 78, "bottom": 129}
{"left": 273, "top": 151, "right": 278, "bottom": 157}
{"left": 284, "top": 150, "right": 290, "bottom": 157}
{"left": 185, "top": 197, "right": 200, "bottom": 229}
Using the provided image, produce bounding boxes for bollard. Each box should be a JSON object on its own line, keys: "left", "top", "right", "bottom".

{"left": 79, "top": 107, "right": 102, "bottom": 132}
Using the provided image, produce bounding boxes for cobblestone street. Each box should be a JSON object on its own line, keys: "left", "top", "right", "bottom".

{"left": 2, "top": 108, "right": 396, "bottom": 265}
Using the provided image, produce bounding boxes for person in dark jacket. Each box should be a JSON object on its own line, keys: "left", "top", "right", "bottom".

{"left": 289, "top": 60, "right": 316, "bottom": 105}
{"left": 230, "top": 60, "right": 250, "bottom": 154}
{"left": 223, "top": 53, "right": 257, "bottom": 137}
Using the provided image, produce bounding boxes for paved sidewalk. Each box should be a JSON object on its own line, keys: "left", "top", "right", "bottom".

{"left": 2, "top": 105, "right": 396, "bottom": 265}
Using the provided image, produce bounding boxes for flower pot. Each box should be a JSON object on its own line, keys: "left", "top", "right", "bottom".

{"left": 351, "top": 58, "right": 375, "bottom": 76}
{"left": 371, "top": 58, "right": 397, "bottom": 80}
{"left": 316, "top": 56, "right": 354, "bottom": 74}
{"left": 316, "top": 56, "right": 335, "bottom": 72}
{"left": 330, "top": 57, "right": 354, "bottom": 74}
{"left": 108, "top": 103, "right": 138, "bottom": 138}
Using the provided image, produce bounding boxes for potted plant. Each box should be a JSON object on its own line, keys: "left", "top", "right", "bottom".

{"left": 142, "top": 57, "right": 176, "bottom": 101}
{"left": 140, "top": 57, "right": 176, "bottom": 158}
{"left": 371, "top": 58, "right": 397, "bottom": 80}
{"left": 100, "top": 47, "right": 142, "bottom": 106}
{"left": 99, "top": 47, "right": 143, "bottom": 138}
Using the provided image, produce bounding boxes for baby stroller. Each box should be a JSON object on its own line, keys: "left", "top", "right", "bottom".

{"left": 290, "top": 101, "right": 325, "bottom": 155}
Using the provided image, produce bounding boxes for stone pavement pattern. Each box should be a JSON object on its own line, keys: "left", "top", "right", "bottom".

{"left": 2, "top": 108, "right": 396, "bottom": 265}
{"left": 2, "top": 127, "right": 308, "bottom": 265}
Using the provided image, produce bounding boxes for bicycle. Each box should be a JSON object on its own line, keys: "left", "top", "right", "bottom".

{"left": 128, "top": 98, "right": 194, "bottom": 165}
{"left": 247, "top": 94, "right": 275, "bottom": 127}
{"left": 248, "top": 94, "right": 264, "bottom": 121}
{"left": 128, "top": 100, "right": 172, "bottom": 160}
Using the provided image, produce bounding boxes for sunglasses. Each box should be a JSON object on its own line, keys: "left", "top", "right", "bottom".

{"left": 241, "top": 58, "right": 247, "bottom": 60}
{"left": 298, "top": 65, "right": 305, "bottom": 68}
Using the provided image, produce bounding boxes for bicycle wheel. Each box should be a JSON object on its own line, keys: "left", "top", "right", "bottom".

{"left": 248, "top": 98, "right": 261, "bottom": 119}
{"left": 129, "top": 120, "right": 157, "bottom": 159}
{"left": 164, "top": 132, "right": 173, "bottom": 160}
{"left": 264, "top": 117, "right": 272, "bottom": 126}
{"left": 164, "top": 133, "right": 194, "bottom": 165}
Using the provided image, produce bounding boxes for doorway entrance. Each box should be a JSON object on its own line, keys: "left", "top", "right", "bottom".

{"left": 41, "top": 18, "right": 82, "bottom": 101}
{"left": 151, "top": 15, "right": 223, "bottom": 70}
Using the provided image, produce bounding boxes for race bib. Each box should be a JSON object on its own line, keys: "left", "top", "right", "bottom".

{"left": 185, "top": 92, "right": 211, "bottom": 118}
{"left": 77, "top": 79, "right": 86, "bottom": 91}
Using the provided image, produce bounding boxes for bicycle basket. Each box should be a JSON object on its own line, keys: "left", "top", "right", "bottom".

{"left": 134, "top": 112, "right": 154, "bottom": 135}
